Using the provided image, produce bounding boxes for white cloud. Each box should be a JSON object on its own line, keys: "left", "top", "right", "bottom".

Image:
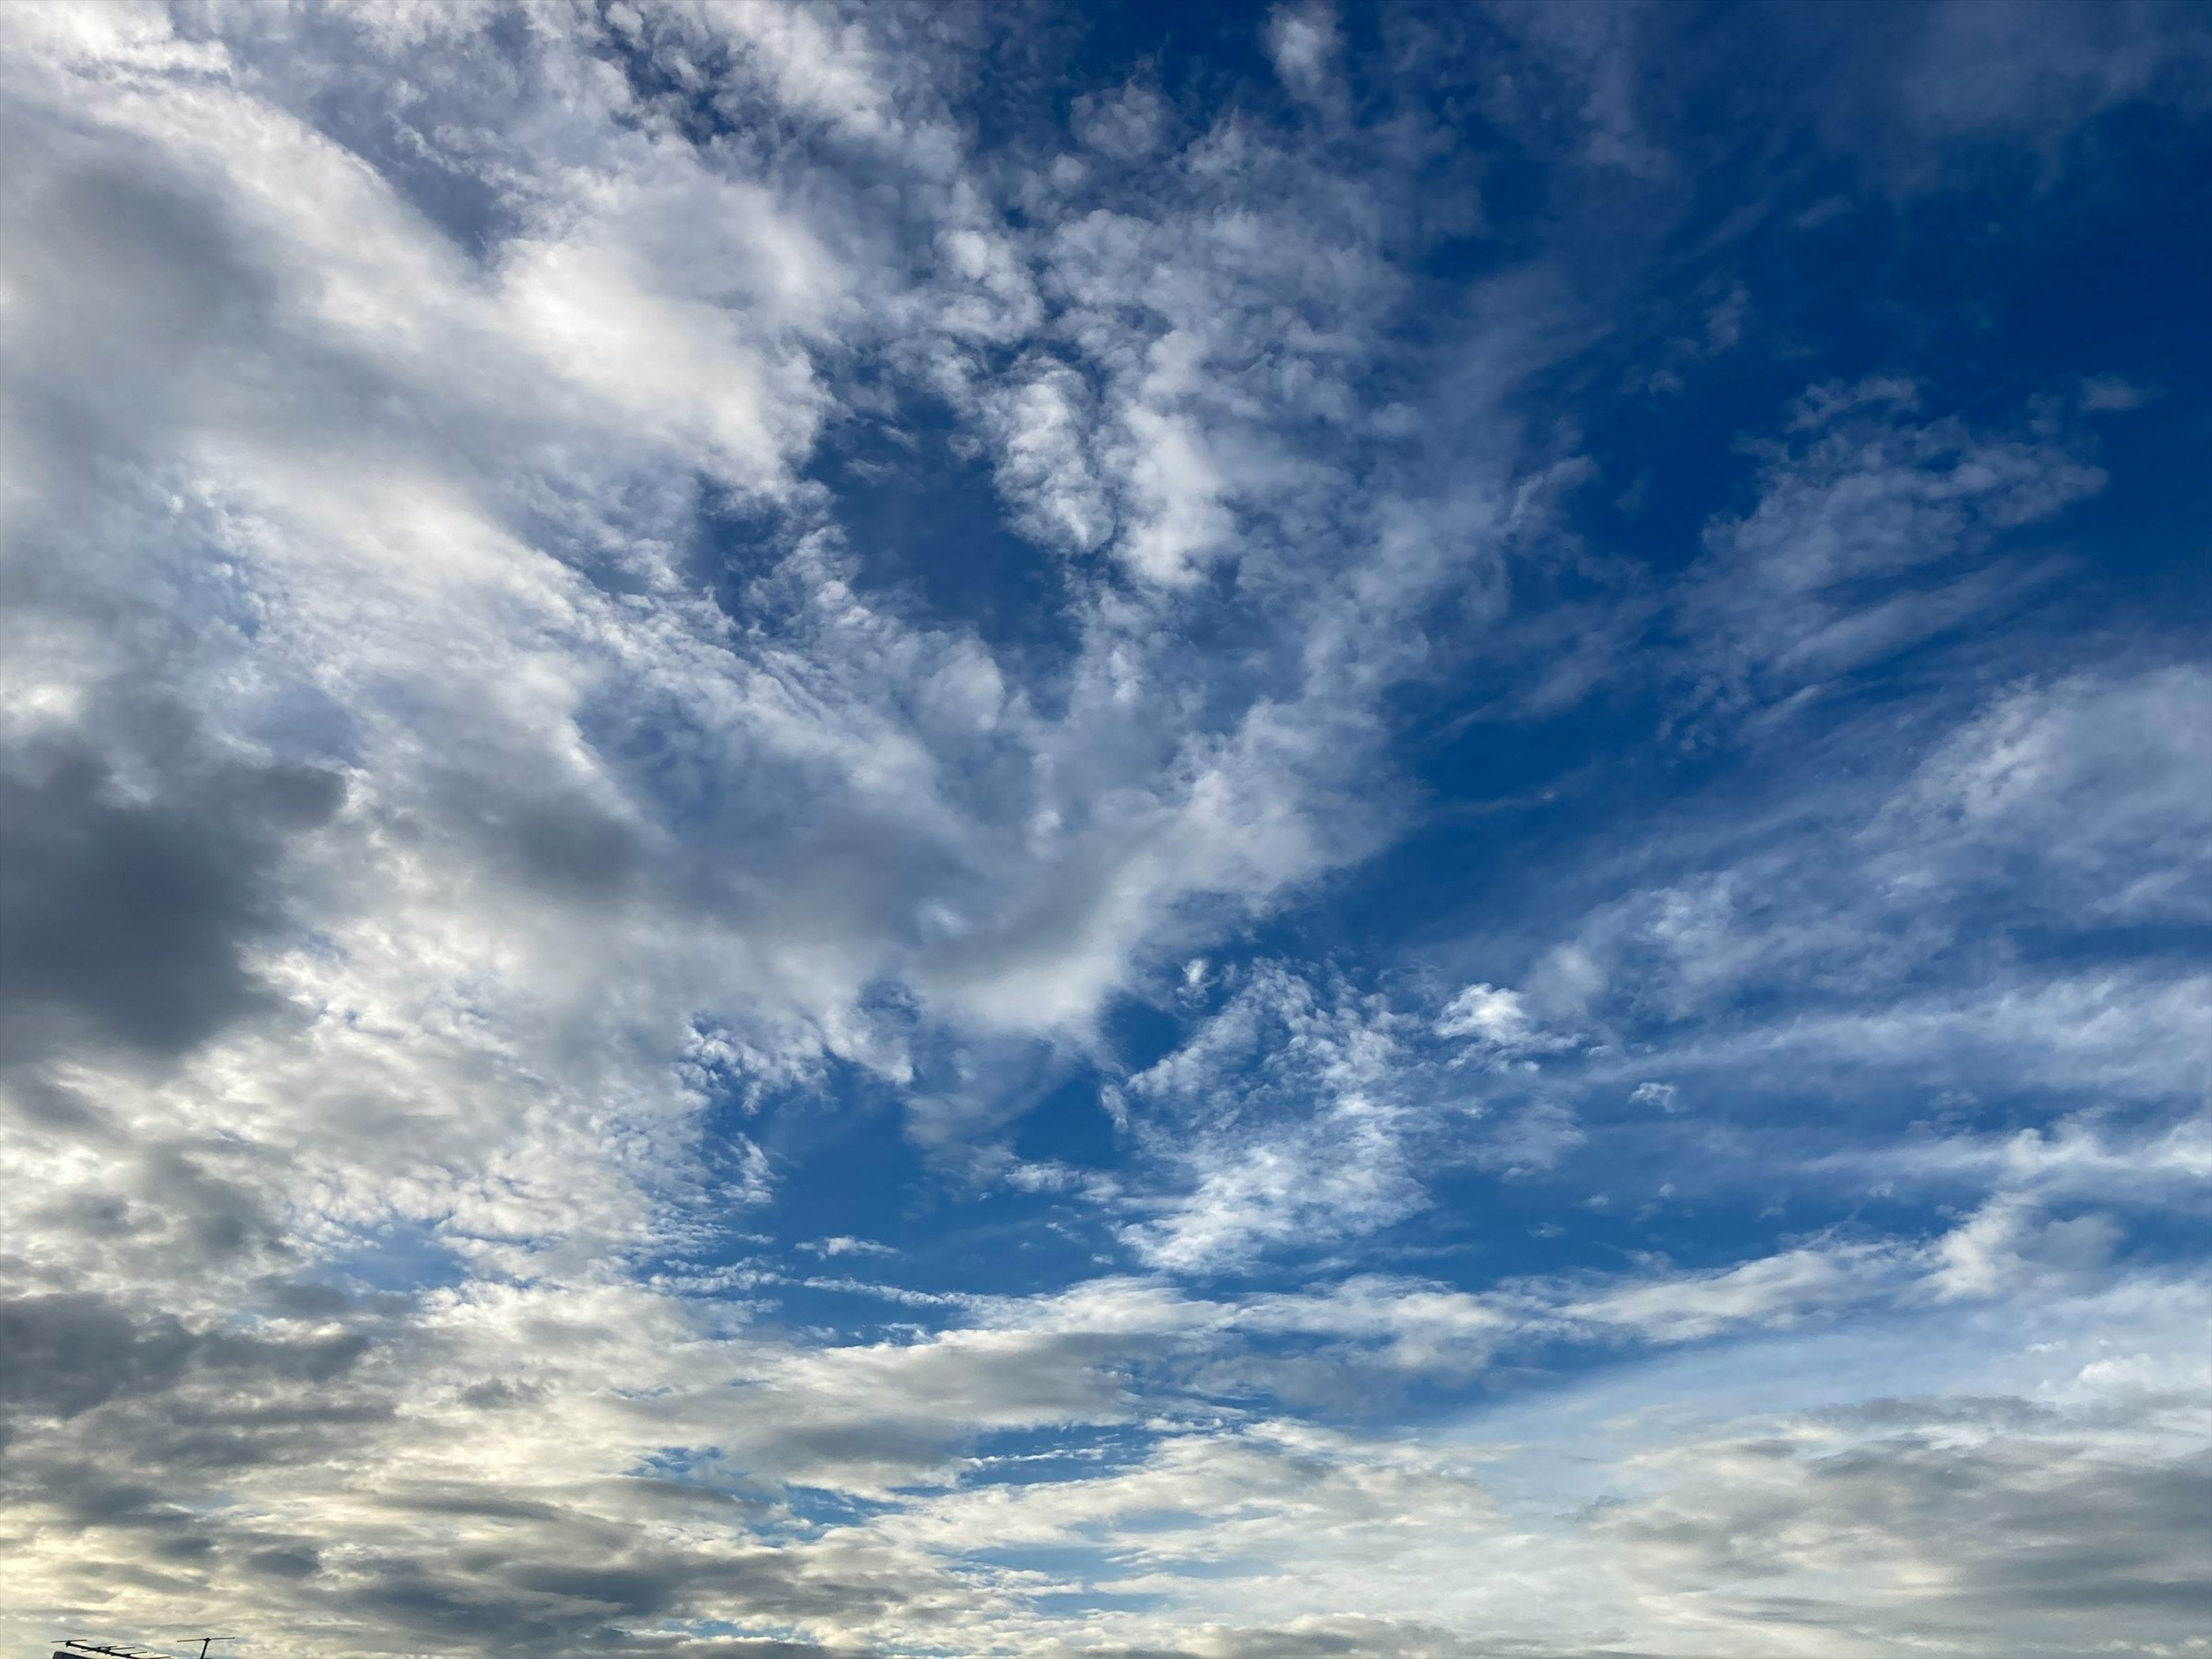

{"left": 1265, "top": 3, "right": 1340, "bottom": 101}
{"left": 801, "top": 1235, "right": 899, "bottom": 1259}
{"left": 1676, "top": 382, "right": 2105, "bottom": 725}
{"left": 2080, "top": 373, "right": 2152, "bottom": 411}
{"left": 1115, "top": 965, "right": 1429, "bottom": 1270}
{"left": 1875, "top": 665, "right": 2212, "bottom": 921}
{"left": 1072, "top": 79, "right": 1170, "bottom": 161}
{"left": 1437, "top": 982, "right": 1537, "bottom": 1044}
{"left": 980, "top": 358, "right": 1114, "bottom": 552}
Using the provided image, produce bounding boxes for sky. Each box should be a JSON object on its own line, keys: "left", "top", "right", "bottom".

{"left": 1, "top": 1, "right": 2207, "bottom": 1655}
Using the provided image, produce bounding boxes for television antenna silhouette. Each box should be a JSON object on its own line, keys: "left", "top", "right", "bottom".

{"left": 54, "top": 1639, "right": 239, "bottom": 1659}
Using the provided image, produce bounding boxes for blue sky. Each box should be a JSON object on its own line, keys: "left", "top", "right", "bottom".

{"left": 1, "top": 2, "right": 2206, "bottom": 1655}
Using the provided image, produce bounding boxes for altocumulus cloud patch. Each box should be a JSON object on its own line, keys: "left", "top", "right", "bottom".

{"left": 1, "top": 2, "right": 2207, "bottom": 1657}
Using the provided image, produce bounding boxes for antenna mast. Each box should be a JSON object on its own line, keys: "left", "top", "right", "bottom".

{"left": 53, "top": 1638, "right": 239, "bottom": 1659}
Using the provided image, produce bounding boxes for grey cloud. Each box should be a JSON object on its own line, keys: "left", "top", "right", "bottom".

{"left": 0, "top": 146, "right": 276, "bottom": 458}
{"left": 256, "top": 1279, "right": 354, "bottom": 1319}
{"left": 1814, "top": 1392, "right": 2067, "bottom": 1434}
{"left": 242, "top": 1529, "right": 908, "bottom": 1652}
{"left": 0, "top": 1293, "right": 372, "bottom": 1430}
{"left": 0, "top": 1294, "right": 198, "bottom": 1423}
{"left": 0, "top": 0, "right": 1551, "bottom": 1134}
{"left": 1, "top": 1134, "right": 308, "bottom": 1297}
{"left": 245, "top": 1541, "right": 324, "bottom": 1580}
{"left": 143, "top": 1142, "right": 294, "bottom": 1263}
{"left": 0, "top": 1302, "right": 929, "bottom": 1646}
{"left": 1594, "top": 1433, "right": 2212, "bottom": 1650}
{"left": 1104, "top": 1633, "right": 1665, "bottom": 1659}
{"left": 13, "top": 1466, "right": 192, "bottom": 1535}
{"left": 3, "top": 1255, "right": 2195, "bottom": 1654}
{"left": 0, "top": 747, "right": 339, "bottom": 1062}
{"left": 421, "top": 766, "right": 647, "bottom": 904}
